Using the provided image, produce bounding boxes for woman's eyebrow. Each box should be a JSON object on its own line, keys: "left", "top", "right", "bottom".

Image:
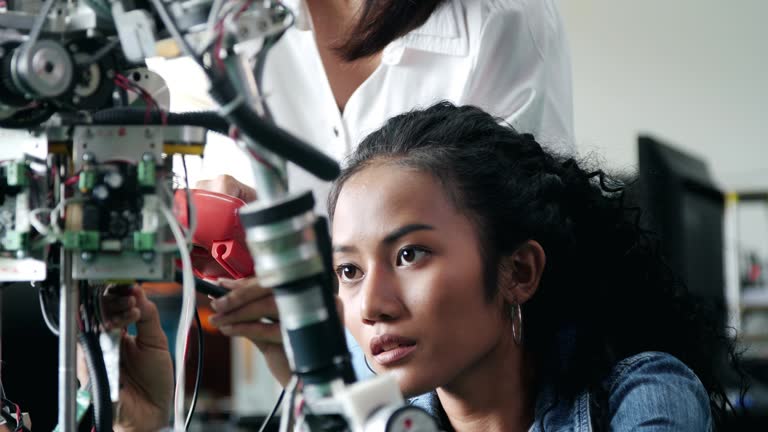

{"left": 332, "top": 244, "right": 357, "bottom": 253}
{"left": 332, "top": 224, "right": 435, "bottom": 253}
{"left": 382, "top": 224, "right": 434, "bottom": 245}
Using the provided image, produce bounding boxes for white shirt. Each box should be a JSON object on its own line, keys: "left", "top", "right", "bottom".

{"left": 201, "top": 0, "right": 574, "bottom": 210}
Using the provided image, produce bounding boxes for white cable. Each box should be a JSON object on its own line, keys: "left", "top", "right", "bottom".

{"left": 278, "top": 376, "right": 298, "bottom": 432}
{"left": 29, "top": 208, "right": 52, "bottom": 236}
{"left": 160, "top": 203, "right": 196, "bottom": 431}
{"left": 206, "top": 0, "right": 227, "bottom": 32}
{"left": 181, "top": 155, "right": 197, "bottom": 249}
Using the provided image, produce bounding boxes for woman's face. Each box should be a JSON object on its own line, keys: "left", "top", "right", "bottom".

{"left": 332, "top": 162, "right": 509, "bottom": 396}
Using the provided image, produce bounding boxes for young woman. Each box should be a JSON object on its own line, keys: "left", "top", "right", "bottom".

{"left": 201, "top": 0, "right": 575, "bottom": 389}
{"left": 323, "top": 102, "right": 735, "bottom": 430}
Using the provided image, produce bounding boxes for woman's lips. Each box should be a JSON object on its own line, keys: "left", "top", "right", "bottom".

{"left": 370, "top": 334, "right": 417, "bottom": 366}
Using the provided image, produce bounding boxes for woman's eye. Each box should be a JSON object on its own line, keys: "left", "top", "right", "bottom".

{"left": 335, "top": 264, "right": 364, "bottom": 282}
{"left": 396, "top": 247, "right": 430, "bottom": 267}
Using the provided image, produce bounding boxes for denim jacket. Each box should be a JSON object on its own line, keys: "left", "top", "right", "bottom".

{"left": 406, "top": 351, "right": 712, "bottom": 431}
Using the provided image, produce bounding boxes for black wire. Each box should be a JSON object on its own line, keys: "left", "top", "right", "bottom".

{"left": 0, "top": 403, "right": 26, "bottom": 432}
{"left": 257, "top": 387, "right": 286, "bottom": 432}
{"left": 78, "top": 332, "right": 113, "bottom": 432}
{"left": 180, "top": 154, "right": 193, "bottom": 237}
{"left": 185, "top": 309, "right": 204, "bottom": 431}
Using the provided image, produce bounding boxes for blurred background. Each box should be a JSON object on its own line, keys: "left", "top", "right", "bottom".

{"left": 2, "top": 0, "right": 767, "bottom": 430}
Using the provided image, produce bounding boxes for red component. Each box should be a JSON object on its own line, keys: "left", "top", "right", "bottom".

{"left": 175, "top": 189, "right": 254, "bottom": 280}
{"left": 404, "top": 418, "right": 413, "bottom": 430}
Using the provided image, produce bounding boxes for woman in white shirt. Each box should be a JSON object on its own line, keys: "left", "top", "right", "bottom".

{"left": 203, "top": 0, "right": 574, "bottom": 386}
{"left": 202, "top": 0, "right": 574, "bottom": 197}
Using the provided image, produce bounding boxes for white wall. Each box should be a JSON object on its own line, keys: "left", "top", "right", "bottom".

{"left": 559, "top": 0, "right": 768, "bottom": 191}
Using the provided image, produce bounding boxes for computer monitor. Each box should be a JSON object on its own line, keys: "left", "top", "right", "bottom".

{"left": 635, "top": 135, "right": 725, "bottom": 310}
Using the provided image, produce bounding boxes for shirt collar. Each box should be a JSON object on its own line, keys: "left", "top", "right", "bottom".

{"left": 400, "top": 0, "right": 468, "bottom": 56}
{"left": 284, "top": 0, "right": 469, "bottom": 62}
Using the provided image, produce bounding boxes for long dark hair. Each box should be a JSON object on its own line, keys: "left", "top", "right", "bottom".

{"left": 336, "top": 0, "right": 448, "bottom": 61}
{"left": 328, "top": 102, "right": 742, "bottom": 428}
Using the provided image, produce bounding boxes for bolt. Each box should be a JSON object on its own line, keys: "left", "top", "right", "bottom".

{"left": 81, "top": 251, "right": 94, "bottom": 262}
{"left": 92, "top": 184, "right": 109, "bottom": 200}
{"left": 141, "top": 251, "right": 155, "bottom": 263}
{"left": 82, "top": 151, "right": 95, "bottom": 162}
{"left": 142, "top": 152, "right": 155, "bottom": 162}
{"left": 104, "top": 171, "right": 124, "bottom": 189}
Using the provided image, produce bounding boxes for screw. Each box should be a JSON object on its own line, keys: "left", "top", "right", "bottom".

{"left": 81, "top": 251, "right": 94, "bottom": 262}
{"left": 16, "top": 250, "right": 26, "bottom": 259}
{"left": 85, "top": 128, "right": 94, "bottom": 138}
{"left": 92, "top": 184, "right": 109, "bottom": 200}
{"left": 141, "top": 251, "right": 155, "bottom": 263}
{"left": 82, "top": 151, "right": 95, "bottom": 162}
{"left": 142, "top": 152, "right": 155, "bottom": 162}
{"left": 144, "top": 128, "right": 154, "bottom": 139}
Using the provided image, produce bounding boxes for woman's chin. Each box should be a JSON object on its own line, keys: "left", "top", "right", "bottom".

{"left": 390, "top": 367, "right": 437, "bottom": 398}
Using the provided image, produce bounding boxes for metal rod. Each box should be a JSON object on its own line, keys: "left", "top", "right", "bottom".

{"left": 229, "top": 53, "right": 287, "bottom": 202}
{"left": 58, "top": 250, "right": 77, "bottom": 432}
{"left": 0, "top": 285, "right": 3, "bottom": 398}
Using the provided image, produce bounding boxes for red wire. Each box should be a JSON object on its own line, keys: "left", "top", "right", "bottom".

{"left": 214, "top": 23, "right": 225, "bottom": 71}
{"left": 213, "top": 0, "right": 254, "bottom": 72}
{"left": 64, "top": 175, "right": 79, "bottom": 186}
{"left": 114, "top": 74, "right": 168, "bottom": 126}
{"left": 14, "top": 403, "right": 21, "bottom": 431}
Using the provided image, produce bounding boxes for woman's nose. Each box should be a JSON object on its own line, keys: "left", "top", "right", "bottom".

{"left": 359, "top": 266, "right": 404, "bottom": 325}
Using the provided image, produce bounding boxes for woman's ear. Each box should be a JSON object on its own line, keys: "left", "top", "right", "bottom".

{"left": 498, "top": 240, "right": 546, "bottom": 305}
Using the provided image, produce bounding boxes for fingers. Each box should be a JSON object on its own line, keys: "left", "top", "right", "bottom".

{"left": 133, "top": 287, "right": 169, "bottom": 350}
{"left": 195, "top": 175, "right": 258, "bottom": 202}
{"left": 210, "top": 277, "right": 272, "bottom": 314}
{"left": 218, "top": 321, "right": 283, "bottom": 344}
{"left": 209, "top": 294, "right": 279, "bottom": 327}
{"left": 101, "top": 285, "right": 140, "bottom": 330}
{"left": 76, "top": 344, "right": 89, "bottom": 389}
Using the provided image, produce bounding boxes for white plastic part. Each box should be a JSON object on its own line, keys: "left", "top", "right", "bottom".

{"left": 111, "top": 0, "right": 157, "bottom": 63}
{"left": 334, "top": 374, "right": 404, "bottom": 432}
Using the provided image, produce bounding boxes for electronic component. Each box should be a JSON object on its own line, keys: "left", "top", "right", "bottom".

{"left": 0, "top": 134, "right": 48, "bottom": 281}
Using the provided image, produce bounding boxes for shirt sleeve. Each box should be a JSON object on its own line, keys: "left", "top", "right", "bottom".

{"left": 460, "top": 0, "right": 575, "bottom": 156}
{"left": 606, "top": 352, "right": 713, "bottom": 431}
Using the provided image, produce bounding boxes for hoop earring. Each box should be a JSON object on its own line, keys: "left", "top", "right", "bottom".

{"left": 510, "top": 303, "right": 523, "bottom": 345}
{"left": 364, "top": 355, "right": 378, "bottom": 375}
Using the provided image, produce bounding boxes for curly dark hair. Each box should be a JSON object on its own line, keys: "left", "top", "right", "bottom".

{"left": 327, "top": 102, "right": 742, "bottom": 429}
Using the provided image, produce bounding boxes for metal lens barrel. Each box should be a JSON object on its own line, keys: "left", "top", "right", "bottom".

{"left": 239, "top": 191, "right": 355, "bottom": 385}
